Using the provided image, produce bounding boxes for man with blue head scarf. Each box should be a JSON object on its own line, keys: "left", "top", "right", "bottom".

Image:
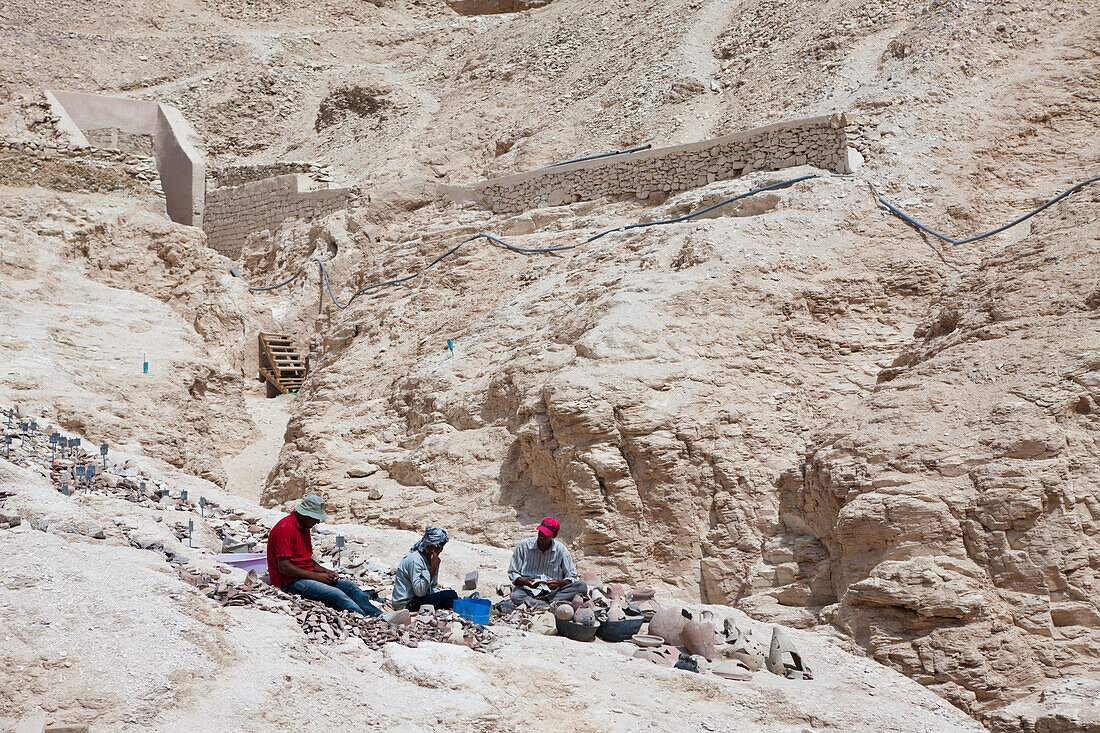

{"left": 392, "top": 527, "right": 459, "bottom": 611}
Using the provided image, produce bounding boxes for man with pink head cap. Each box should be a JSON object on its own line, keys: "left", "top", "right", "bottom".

{"left": 506, "top": 517, "right": 588, "bottom": 608}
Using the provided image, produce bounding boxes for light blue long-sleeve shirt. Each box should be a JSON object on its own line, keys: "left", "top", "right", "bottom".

{"left": 391, "top": 550, "right": 437, "bottom": 609}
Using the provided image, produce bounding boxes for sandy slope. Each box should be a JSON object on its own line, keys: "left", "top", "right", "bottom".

{"left": 0, "top": 458, "right": 981, "bottom": 732}
{"left": 222, "top": 393, "right": 294, "bottom": 501}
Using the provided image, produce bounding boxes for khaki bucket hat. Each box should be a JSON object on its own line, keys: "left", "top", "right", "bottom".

{"left": 295, "top": 494, "right": 328, "bottom": 522}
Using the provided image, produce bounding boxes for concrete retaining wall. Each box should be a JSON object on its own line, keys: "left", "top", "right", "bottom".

{"left": 202, "top": 174, "right": 351, "bottom": 259}
{"left": 45, "top": 90, "right": 206, "bottom": 227}
{"left": 447, "top": 113, "right": 862, "bottom": 213}
{"left": 154, "top": 104, "right": 205, "bottom": 227}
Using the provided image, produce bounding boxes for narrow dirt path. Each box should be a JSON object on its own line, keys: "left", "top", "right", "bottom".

{"left": 676, "top": 0, "right": 746, "bottom": 141}
{"left": 222, "top": 393, "right": 292, "bottom": 502}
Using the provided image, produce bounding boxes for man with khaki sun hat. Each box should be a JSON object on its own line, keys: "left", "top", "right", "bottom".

{"left": 266, "top": 494, "right": 383, "bottom": 616}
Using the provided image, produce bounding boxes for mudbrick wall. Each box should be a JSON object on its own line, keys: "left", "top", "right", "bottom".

{"left": 450, "top": 113, "right": 868, "bottom": 213}
{"left": 202, "top": 174, "right": 351, "bottom": 258}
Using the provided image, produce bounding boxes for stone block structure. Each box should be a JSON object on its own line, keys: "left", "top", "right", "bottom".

{"left": 202, "top": 174, "right": 351, "bottom": 259}
{"left": 0, "top": 139, "right": 162, "bottom": 193}
{"left": 447, "top": 113, "right": 863, "bottom": 213}
{"left": 82, "top": 128, "right": 155, "bottom": 156}
{"left": 211, "top": 161, "right": 334, "bottom": 189}
{"left": 43, "top": 91, "right": 350, "bottom": 257}
{"left": 45, "top": 90, "right": 205, "bottom": 226}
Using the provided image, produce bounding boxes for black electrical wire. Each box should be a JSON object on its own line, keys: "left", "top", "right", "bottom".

{"left": 236, "top": 172, "right": 1100, "bottom": 309}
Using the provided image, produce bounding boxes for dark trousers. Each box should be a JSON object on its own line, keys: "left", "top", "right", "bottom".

{"left": 510, "top": 580, "right": 589, "bottom": 608}
{"left": 407, "top": 589, "right": 459, "bottom": 611}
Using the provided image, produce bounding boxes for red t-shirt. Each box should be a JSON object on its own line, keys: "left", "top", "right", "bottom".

{"left": 267, "top": 513, "right": 315, "bottom": 587}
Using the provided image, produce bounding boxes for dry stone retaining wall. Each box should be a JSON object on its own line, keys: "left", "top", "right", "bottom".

{"left": 452, "top": 113, "right": 862, "bottom": 213}
{"left": 82, "top": 128, "right": 155, "bottom": 157}
{"left": 212, "top": 161, "right": 334, "bottom": 189}
{"left": 202, "top": 174, "right": 351, "bottom": 259}
{"left": 0, "top": 139, "right": 163, "bottom": 195}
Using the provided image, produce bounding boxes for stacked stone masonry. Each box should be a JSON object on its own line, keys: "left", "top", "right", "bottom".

{"left": 0, "top": 139, "right": 163, "bottom": 194}
{"left": 462, "top": 114, "right": 863, "bottom": 213}
{"left": 45, "top": 90, "right": 206, "bottom": 226}
{"left": 212, "top": 161, "right": 334, "bottom": 189}
{"left": 203, "top": 174, "right": 351, "bottom": 259}
{"left": 82, "top": 128, "right": 155, "bottom": 157}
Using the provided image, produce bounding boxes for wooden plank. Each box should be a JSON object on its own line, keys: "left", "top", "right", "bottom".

{"left": 259, "top": 332, "right": 307, "bottom": 396}
{"left": 258, "top": 367, "right": 287, "bottom": 395}
{"left": 260, "top": 337, "right": 289, "bottom": 381}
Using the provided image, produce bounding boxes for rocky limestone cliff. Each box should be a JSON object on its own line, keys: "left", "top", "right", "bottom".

{"left": 778, "top": 188, "right": 1100, "bottom": 718}
{"left": 260, "top": 174, "right": 1098, "bottom": 727}
{"left": 1, "top": 0, "right": 1097, "bottom": 726}
{"left": 0, "top": 189, "right": 276, "bottom": 485}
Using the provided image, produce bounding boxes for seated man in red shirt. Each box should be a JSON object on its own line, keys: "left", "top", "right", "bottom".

{"left": 266, "top": 495, "right": 382, "bottom": 616}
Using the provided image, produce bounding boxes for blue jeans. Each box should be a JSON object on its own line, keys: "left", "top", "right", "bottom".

{"left": 284, "top": 578, "right": 383, "bottom": 617}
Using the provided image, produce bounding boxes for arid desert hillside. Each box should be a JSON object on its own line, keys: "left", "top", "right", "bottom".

{"left": 1, "top": 0, "right": 1098, "bottom": 730}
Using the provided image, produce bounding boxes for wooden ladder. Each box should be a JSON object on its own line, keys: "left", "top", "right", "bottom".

{"left": 258, "top": 332, "right": 307, "bottom": 395}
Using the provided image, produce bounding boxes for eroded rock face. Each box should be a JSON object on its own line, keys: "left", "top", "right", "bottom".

{"left": 262, "top": 177, "right": 945, "bottom": 592}
{"left": 263, "top": 174, "right": 1099, "bottom": 723}
{"left": 0, "top": 193, "right": 266, "bottom": 486}
{"left": 778, "top": 197, "right": 1100, "bottom": 719}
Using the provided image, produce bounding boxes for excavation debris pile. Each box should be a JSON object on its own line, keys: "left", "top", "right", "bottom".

{"left": 2, "top": 406, "right": 260, "bottom": 558}
{"left": 1, "top": 403, "right": 503, "bottom": 653}
{"left": 179, "top": 566, "right": 496, "bottom": 650}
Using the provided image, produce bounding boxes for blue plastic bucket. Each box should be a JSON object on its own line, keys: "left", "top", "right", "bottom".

{"left": 454, "top": 598, "right": 491, "bottom": 625}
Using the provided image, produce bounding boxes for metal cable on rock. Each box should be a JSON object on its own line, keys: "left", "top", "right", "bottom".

{"left": 233, "top": 172, "right": 1100, "bottom": 308}
{"left": 582, "top": 174, "right": 819, "bottom": 243}
{"left": 534, "top": 144, "right": 654, "bottom": 172}
{"left": 245, "top": 268, "right": 307, "bottom": 292}
{"left": 858, "top": 174, "right": 1100, "bottom": 245}
{"left": 307, "top": 236, "right": 579, "bottom": 310}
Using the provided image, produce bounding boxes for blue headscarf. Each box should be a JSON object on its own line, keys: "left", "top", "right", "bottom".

{"left": 412, "top": 527, "right": 449, "bottom": 553}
